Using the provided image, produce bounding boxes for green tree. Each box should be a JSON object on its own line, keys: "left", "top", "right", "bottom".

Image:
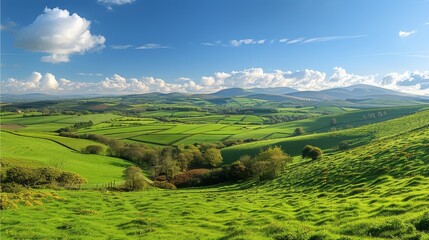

{"left": 177, "top": 149, "right": 193, "bottom": 171}
{"left": 253, "top": 146, "right": 292, "bottom": 180}
{"left": 203, "top": 148, "right": 223, "bottom": 167}
{"left": 294, "top": 127, "right": 304, "bottom": 136}
{"left": 188, "top": 145, "right": 204, "bottom": 167}
{"left": 230, "top": 161, "right": 247, "bottom": 180}
{"left": 302, "top": 145, "right": 323, "bottom": 160}
{"left": 123, "top": 166, "right": 148, "bottom": 191}
{"left": 153, "top": 156, "right": 180, "bottom": 180}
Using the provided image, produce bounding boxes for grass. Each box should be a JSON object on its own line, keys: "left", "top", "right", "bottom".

{"left": 222, "top": 109, "right": 429, "bottom": 163}
{"left": 1, "top": 126, "right": 428, "bottom": 239}
{"left": 1, "top": 104, "right": 429, "bottom": 239}
{"left": 0, "top": 131, "right": 130, "bottom": 184}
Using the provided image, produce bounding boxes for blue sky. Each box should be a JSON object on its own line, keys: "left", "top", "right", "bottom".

{"left": 1, "top": 0, "right": 429, "bottom": 94}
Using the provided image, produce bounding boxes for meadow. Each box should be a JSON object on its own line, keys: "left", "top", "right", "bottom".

{"left": 1, "top": 126, "right": 428, "bottom": 239}
{"left": 0, "top": 131, "right": 129, "bottom": 184}
{"left": 1, "top": 99, "right": 429, "bottom": 240}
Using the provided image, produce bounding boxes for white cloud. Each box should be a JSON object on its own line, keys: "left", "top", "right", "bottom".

{"left": 381, "top": 71, "right": 429, "bottom": 93}
{"left": 229, "top": 39, "right": 266, "bottom": 47}
{"left": 302, "top": 35, "right": 366, "bottom": 44}
{"left": 135, "top": 43, "right": 169, "bottom": 49}
{"left": 111, "top": 45, "right": 133, "bottom": 50}
{"left": 203, "top": 35, "right": 365, "bottom": 47}
{"left": 98, "top": 0, "right": 135, "bottom": 10}
{"left": 2, "top": 68, "right": 429, "bottom": 96}
{"left": 0, "top": 21, "right": 16, "bottom": 31}
{"left": 328, "top": 67, "right": 376, "bottom": 86}
{"left": 399, "top": 30, "right": 416, "bottom": 38}
{"left": 77, "top": 72, "right": 103, "bottom": 77}
{"left": 287, "top": 38, "right": 305, "bottom": 44}
{"left": 177, "top": 77, "right": 192, "bottom": 81}
{"left": 15, "top": 7, "right": 105, "bottom": 63}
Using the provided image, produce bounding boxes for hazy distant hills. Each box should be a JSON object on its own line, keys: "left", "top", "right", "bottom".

{"left": 0, "top": 93, "right": 103, "bottom": 102}
{"left": 287, "top": 84, "right": 421, "bottom": 101}
{"left": 1, "top": 84, "right": 428, "bottom": 103}
{"left": 207, "top": 87, "right": 296, "bottom": 98}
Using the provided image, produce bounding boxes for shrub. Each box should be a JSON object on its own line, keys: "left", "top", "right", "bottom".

{"left": 294, "top": 127, "right": 304, "bottom": 136}
{"left": 83, "top": 145, "right": 103, "bottom": 154}
{"left": 171, "top": 169, "right": 210, "bottom": 188}
{"left": 123, "top": 166, "right": 149, "bottom": 191}
{"left": 5, "top": 167, "right": 41, "bottom": 187}
{"left": 153, "top": 181, "right": 177, "bottom": 190}
{"left": 302, "top": 145, "right": 323, "bottom": 160}
{"left": 57, "top": 172, "right": 87, "bottom": 188}
{"left": 229, "top": 161, "right": 248, "bottom": 180}
{"left": 0, "top": 182, "right": 26, "bottom": 193}
{"left": 5, "top": 166, "right": 86, "bottom": 189}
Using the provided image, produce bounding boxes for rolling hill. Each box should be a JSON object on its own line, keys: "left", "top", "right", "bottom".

{"left": 1, "top": 112, "right": 428, "bottom": 239}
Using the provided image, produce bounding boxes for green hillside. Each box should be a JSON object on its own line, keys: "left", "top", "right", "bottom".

{"left": 1, "top": 121, "right": 428, "bottom": 239}
{"left": 0, "top": 131, "right": 130, "bottom": 184}
{"left": 221, "top": 109, "right": 429, "bottom": 163}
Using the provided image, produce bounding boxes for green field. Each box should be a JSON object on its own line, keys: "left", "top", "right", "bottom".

{"left": 1, "top": 126, "right": 428, "bottom": 239}
{"left": 1, "top": 97, "right": 429, "bottom": 240}
{"left": 222, "top": 109, "right": 429, "bottom": 163}
{"left": 0, "top": 131, "right": 130, "bottom": 184}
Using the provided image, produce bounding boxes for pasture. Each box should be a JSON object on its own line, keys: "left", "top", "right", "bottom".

{"left": 1, "top": 126, "right": 429, "bottom": 239}
{"left": 0, "top": 131, "right": 130, "bottom": 184}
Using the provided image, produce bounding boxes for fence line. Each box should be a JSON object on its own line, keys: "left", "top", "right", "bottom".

{"left": 79, "top": 180, "right": 126, "bottom": 190}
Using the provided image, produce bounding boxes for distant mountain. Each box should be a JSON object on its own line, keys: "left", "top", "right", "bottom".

{"left": 210, "top": 88, "right": 253, "bottom": 97}
{"left": 287, "top": 84, "right": 428, "bottom": 101}
{"left": 0, "top": 93, "right": 102, "bottom": 103}
{"left": 209, "top": 87, "right": 297, "bottom": 98}
{"left": 250, "top": 87, "right": 296, "bottom": 95}
{"left": 287, "top": 91, "right": 336, "bottom": 101}
{"left": 246, "top": 94, "right": 304, "bottom": 102}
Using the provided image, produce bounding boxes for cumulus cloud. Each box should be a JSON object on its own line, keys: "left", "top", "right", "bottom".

{"left": 399, "top": 30, "right": 416, "bottom": 38}
{"left": 329, "top": 67, "right": 376, "bottom": 86}
{"left": 381, "top": 71, "right": 429, "bottom": 93}
{"left": 15, "top": 7, "right": 105, "bottom": 63}
{"left": 2, "top": 68, "right": 429, "bottom": 95}
{"left": 135, "top": 44, "right": 169, "bottom": 50}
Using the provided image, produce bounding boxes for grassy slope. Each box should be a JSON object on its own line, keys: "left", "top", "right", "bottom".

{"left": 1, "top": 124, "right": 429, "bottom": 239}
{"left": 227, "top": 105, "right": 425, "bottom": 141}
{"left": 221, "top": 109, "right": 429, "bottom": 163}
{"left": 0, "top": 131, "right": 130, "bottom": 184}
